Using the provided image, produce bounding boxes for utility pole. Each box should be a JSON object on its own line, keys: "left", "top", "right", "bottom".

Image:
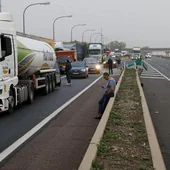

{"left": 0, "top": 0, "right": 2, "bottom": 12}
{"left": 101, "top": 28, "right": 103, "bottom": 44}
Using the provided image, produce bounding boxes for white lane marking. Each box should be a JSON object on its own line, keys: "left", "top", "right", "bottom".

{"left": 140, "top": 76, "right": 165, "bottom": 79}
{"left": 141, "top": 74, "right": 163, "bottom": 77}
{"left": 61, "top": 76, "right": 66, "bottom": 79}
{"left": 140, "top": 63, "right": 165, "bottom": 80}
{"left": 0, "top": 75, "right": 103, "bottom": 163}
{"left": 145, "top": 61, "right": 170, "bottom": 82}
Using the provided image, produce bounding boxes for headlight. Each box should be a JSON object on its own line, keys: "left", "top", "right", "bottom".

{"left": 81, "top": 69, "right": 86, "bottom": 72}
{"left": 103, "top": 61, "right": 106, "bottom": 64}
{"left": 96, "top": 65, "right": 101, "bottom": 69}
{"left": 113, "top": 61, "right": 116, "bottom": 64}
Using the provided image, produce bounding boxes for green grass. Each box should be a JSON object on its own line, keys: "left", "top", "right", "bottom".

{"left": 92, "top": 68, "right": 154, "bottom": 170}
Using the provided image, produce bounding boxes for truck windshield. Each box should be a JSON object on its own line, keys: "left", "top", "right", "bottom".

{"left": 89, "top": 50, "right": 100, "bottom": 55}
{"left": 58, "top": 56, "right": 72, "bottom": 63}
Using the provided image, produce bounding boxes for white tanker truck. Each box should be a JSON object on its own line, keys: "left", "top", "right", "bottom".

{"left": 0, "top": 13, "right": 61, "bottom": 113}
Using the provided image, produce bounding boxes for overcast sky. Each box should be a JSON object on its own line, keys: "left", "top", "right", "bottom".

{"left": 3, "top": 0, "right": 170, "bottom": 47}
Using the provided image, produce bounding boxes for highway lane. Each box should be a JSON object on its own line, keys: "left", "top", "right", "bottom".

{"left": 140, "top": 57, "right": 170, "bottom": 169}
{"left": 146, "top": 57, "right": 170, "bottom": 78}
{"left": 0, "top": 69, "right": 122, "bottom": 170}
{"left": 0, "top": 74, "right": 101, "bottom": 154}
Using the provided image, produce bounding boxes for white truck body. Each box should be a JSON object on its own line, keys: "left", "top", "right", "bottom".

{"left": 0, "top": 13, "right": 60, "bottom": 113}
{"left": 88, "top": 43, "right": 104, "bottom": 63}
{"left": 17, "top": 36, "right": 56, "bottom": 76}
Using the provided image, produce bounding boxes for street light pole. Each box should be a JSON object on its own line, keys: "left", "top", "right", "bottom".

{"left": 90, "top": 33, "right": 101, "bottom": 43}
{"left": 23, "top": 2, "right": 50, "bottom": 34}
{"left": 71, "top": 24, "right": 86, "bottom": 42}
{"left": 101, "top": 28, "right": 103, "bottom": 44}
{"left": 95, "top": 35, "right": 101, "bottom": 43}
{"left": 82, "top": 29, "right": 95, "bottom": 43}
{"left": 0, "top": 0, "right": 1, "bottom": 12}
{"left": 53, "top": 15, "right": 72, "bottom": 42}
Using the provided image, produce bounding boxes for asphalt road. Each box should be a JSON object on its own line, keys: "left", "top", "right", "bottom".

{"left": 140, "top": 57, "right": 170, "bottom": 169}
{"left": 0, "top": 74, "right": 101, "bottom": 154}
{"left": 0, "top": 69, "right": 122, "bottom": 170}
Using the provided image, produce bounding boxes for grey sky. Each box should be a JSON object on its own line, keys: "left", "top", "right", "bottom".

{"left": 3, "top": 0, "right": 170, "bottom": 47}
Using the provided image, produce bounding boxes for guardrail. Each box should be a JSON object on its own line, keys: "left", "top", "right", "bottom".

{"left": 122, "top": 59, "right": 147, "bottom": 71}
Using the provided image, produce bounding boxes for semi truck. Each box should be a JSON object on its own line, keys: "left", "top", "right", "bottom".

{"left": 88, "top": 43, "right": 105, "bottom": 63}
{"left": 131, "top": 47, "right": 141, "bottom": 60}
{"left": 0, "top": 13, "right": 61, "bottom": 113}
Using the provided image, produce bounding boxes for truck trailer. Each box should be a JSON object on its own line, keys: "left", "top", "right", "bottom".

{"left": 0, "top": 13, "right": 61, "bottom": 113}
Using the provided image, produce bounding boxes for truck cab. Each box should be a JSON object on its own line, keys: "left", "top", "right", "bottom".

{"left": 0, "top": 13, "right": 61, "bottom": 113}
{"left": 0, "top": 13, "right": 18, "bottom": 112}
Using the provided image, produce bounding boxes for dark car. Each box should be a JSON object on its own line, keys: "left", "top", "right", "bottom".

{"left": 83, "top": 58, "right": 101, "bottom": 74}
{"left": 70, "top": 61, "right": 88, "bottom": 78}
{"left": 103, "top": 58, "right": 117, "bottom": 68}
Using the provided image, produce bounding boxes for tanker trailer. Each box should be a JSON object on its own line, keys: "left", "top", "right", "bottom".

{"left": 0, "top": 13, "right": 61, "bottom": 113}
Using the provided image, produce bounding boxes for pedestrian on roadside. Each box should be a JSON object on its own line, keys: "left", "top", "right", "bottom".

{"left": 94, "top": 72, "right": 116, "bottom": 119}
{"left": 117, "top": 58, "right": 121, "bottom": 69}
{"left": 65, "top": 60, "right": 72, "bottom": 85}
{"left": 108, "top": 57, "right": 113, "bottom": 74}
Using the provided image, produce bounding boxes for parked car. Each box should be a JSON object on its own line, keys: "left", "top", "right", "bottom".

{"left": 103, "top": 58, "right": 117, "bottom": 68}
{"left": 145, "top": 55, "right": 151, "bottom": 59}
{"left": 83, "top": 58, "right": 101, "bottom": 74}
{"left": 70, "top": 61, "right": 88, "bottom": 78}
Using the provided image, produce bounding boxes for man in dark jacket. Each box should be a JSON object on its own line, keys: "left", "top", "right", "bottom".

{"left": 108, "top": 57, "right": 113, "bottom": 74}
{"left": 65, "top": 60, "right": 72, "bottom": 85}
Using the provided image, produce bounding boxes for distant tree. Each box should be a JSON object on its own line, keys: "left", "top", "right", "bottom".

{"left": 83, "top": 42, "right": 88, "bottom": 59}
{"left": 108, "top": 41, "right": 126, "bottom": 51}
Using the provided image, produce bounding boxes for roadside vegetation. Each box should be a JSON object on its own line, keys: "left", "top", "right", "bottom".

{"left": 91, "top": 69, "right": 154, "bottom": 170}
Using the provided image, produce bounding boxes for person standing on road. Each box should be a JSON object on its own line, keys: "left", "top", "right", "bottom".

{"left": 65, "top": 60, "right": 72, "bottom": 85}
{"left": 117, "top": 58, "right": 121, "bottom": 69}
{"left": 94, "top": 72, "right": 116, "bottom": 119}
{"left": 108, "top": 57, "right": 113, "bottom": 74}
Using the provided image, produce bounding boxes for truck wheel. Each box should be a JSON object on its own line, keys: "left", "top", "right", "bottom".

{"left": 44, "top": 77, "right": 49, "bottom": 95}
{"left": 28, "top": 83, "right": 34, "bottom": 104}
{"left": 48, "top": 76, "right": 52, "bottom": 93}
{"left": 7, "top": 89, "right": 15, "bottom": 114}
{"left": 52, "top": 75, "right": 56, "bottom": 91}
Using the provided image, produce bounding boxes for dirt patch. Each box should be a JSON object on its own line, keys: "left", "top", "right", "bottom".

{"left": 92, "top": 69, "right": 154, "bottom": 170}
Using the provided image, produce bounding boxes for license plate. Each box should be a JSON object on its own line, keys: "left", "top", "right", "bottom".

{"left": 73, "top": 73, "right": 79, "bottom": 75}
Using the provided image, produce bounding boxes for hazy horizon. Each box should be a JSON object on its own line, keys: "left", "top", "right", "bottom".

{"left": 3, "top": 0, "right": 170, "bottom": 48}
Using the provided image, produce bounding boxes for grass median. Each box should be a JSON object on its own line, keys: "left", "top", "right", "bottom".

{"left": 91, "top": 69, "right": 154, "bottom": 170}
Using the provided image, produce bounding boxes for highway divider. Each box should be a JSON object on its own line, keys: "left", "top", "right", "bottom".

{"left": 78, "top": 68, "right": 166, "bottom": 170}
{"left": 78, "top": 69, "right": 125, "bottom": 170}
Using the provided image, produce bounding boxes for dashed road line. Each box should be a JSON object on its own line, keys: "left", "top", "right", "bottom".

{"left": 145, "top": 61, "right": 170, "bottom": 82}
